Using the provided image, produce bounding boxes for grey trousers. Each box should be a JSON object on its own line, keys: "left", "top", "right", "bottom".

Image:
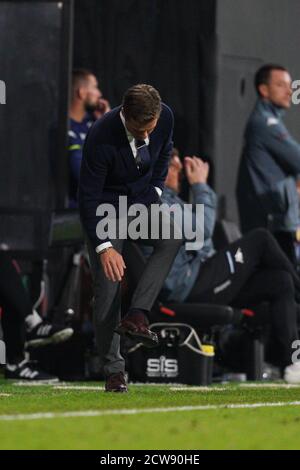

{"left": 87, "top": 206, "right": 182, "bottom": 377}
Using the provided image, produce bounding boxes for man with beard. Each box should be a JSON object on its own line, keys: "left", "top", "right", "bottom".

{"left": 236, "top": 64, "right": 300, "bottom": 267}
{"left": 68, "top": 69, "right": 111, "bottom": 208}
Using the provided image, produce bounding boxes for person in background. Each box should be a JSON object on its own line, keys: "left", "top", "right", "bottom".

{"left": 146, "top": 149, "right": 300, "bottom": 383}
{"left": 0, "top": 251, "right": 73, "bottom": 381}
{"left": 236, "top": 64, "right": 300, "bottom": 267}
{"left": 68, "top": 69, "right": 111, "bottom": 207}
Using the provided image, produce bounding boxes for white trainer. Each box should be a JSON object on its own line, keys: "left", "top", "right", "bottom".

{"left": 284, "top": 362, "right": 300, "bottom": 384}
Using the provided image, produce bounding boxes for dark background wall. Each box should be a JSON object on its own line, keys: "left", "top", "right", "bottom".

{"left": 73, "top": 0, "right": 218, "bottom": 162}
{"left": 74, "top": 0, "right": 300, "bottom": 225}
{"left": 0, "top": 1, "right": 64, "bottom": 251}
{"left": 1, "top": 0, "right": 300, "bottom": 249}
{"left": 0, "top": 1, "right": 61, "bottom": 211}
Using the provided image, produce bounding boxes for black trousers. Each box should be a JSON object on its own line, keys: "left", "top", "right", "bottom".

{"left": 273, "top": 231, "right": 298, "bottom": 270}
{"left": 0, "top": 252, "right": 32, "bottom": 364}
{"left": 87, "top": 207, "right": 182, "bottom": 377}
{"left": 187, "top": 229, "right": 299, "bottom": 367}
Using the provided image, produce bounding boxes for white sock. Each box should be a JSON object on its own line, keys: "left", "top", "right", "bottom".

{"left": 25, "top": 310, "right": 43, "bottom": 332}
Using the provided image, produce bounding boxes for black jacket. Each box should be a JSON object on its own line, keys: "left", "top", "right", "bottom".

{"left": 79, "top": 103, "right": 174, "bottom": 248}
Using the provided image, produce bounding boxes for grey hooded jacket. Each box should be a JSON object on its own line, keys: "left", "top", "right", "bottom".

{"left": 143, "top": 183, "right": 217, "bottom": 302}
{"left": 236, "top": 99, "right": 300, "bottom": 233}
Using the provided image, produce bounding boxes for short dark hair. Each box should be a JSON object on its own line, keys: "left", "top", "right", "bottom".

{"left": 122, "top": 84, "right": 162, "bottom": 123}
{"left": 72, "top": 68, "right": 94, "bottom": 93}
{"left": 254, "top": 64, "right": 288, "bottom": 96}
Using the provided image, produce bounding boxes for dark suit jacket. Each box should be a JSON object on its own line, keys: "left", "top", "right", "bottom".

{"left": 78, "top": 103, "right": 174, "bottom": 249}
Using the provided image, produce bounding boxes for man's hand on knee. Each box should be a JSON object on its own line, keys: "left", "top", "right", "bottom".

{"left": 99, "top": 248, "right": 126, "bottom": 282}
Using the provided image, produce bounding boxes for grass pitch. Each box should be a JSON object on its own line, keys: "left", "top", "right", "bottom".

{"left": 1, "top": 374, "right": 300, "bottom": 450}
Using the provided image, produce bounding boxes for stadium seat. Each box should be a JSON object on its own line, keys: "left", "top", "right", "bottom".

{"left": 123, "top": 241, "right": 265, "bottom": 382}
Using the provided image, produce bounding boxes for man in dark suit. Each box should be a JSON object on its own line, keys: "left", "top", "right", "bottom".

{"left": 79, "top": 84, "right": 182, "bottom": 392}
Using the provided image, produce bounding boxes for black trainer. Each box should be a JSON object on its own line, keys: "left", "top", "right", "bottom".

{"left": 25, "top": 322, "right": 74, "bottom": 348}
{"left": 5, "top": 359, "right": 59, "bottom": 383}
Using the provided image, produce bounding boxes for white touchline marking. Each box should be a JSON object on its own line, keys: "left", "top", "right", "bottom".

{"left": 13, "top": 382, "right": 180, "bottom": 389}
{"left": 55, "top": 386, "right": 104, "bottom": 391}
{"left": 1, "top": 401, "right": 300, "bottom": 422}
{"left": 240, "top": 383, "right": 300, "bottom": 389}
{"left": 13, "top": 382, "right": 64, "bottom": 387}
{"left": 130, "top": 383, "right": 185, "bottom": 387}
{"left": 170, "top": 387, "right": 227, "bottom": 392}
{"left": 55, "top": 385, "right": 196, "bottom": 391}
{"left": 0, "top": 394, "right": 11, "bottom": 397}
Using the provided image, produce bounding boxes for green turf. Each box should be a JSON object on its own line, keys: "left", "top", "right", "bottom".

{"left": 1, "top": 376, "right": 300, "bottom": 450}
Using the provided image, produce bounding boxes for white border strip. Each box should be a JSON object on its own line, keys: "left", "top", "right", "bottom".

{"left": 1, "top": 401, "right": 300, "bottom": 422}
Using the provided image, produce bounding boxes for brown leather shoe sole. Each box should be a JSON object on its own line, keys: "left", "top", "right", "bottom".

{"left": 115, "top": 325, "right": 159, "bottom": 348}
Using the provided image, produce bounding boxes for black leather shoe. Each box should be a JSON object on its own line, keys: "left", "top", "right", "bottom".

{"left": 115, "top": 311, "right": 158, "bottom": 348}
{"left": 105, "top": 372, "right": 128, "bottom": 393}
